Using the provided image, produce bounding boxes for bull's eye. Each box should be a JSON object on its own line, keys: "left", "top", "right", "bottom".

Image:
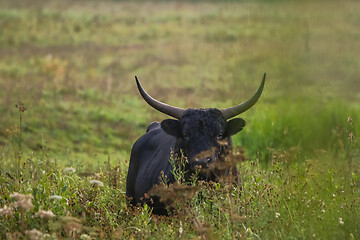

{"left": 183, "top": 133, "right": 190, "bottom": 140}
{"left": 217, "top": 133, "right": 223, "bottom": 140}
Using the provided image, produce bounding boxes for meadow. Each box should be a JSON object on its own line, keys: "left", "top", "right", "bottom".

{"left": 0, "top": 0, "right": 360, "bottom": 239}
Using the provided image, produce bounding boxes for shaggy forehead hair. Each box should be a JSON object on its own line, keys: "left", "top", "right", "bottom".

{"left": 180, "top": 108, "right": 226, "bottom": 131}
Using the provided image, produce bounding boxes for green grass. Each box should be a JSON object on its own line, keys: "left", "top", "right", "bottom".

{"left": 0, "top": 0, "right": 360, "bottom": 239}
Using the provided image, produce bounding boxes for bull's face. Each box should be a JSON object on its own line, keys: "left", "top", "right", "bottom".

{"left": 160, "top": 108, "right": 246, "bottom": 171}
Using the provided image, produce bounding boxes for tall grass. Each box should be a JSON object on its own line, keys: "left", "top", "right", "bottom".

{"left": 0, "top": 0, "right": 360, "bottom": 239}
{"left": 235, "top": 99, "right": 360, "bottom": 163}
{"left": 1, "top": 128, "right": 359, "bottom": 239}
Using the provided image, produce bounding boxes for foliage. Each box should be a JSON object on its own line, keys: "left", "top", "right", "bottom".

{"left": 1, "top": 132, "right": 359, "bottom": 239}
{"left": 0, "top": 0, "right": 360, "bottom": 239}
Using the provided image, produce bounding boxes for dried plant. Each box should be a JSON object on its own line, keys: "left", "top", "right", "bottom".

{"left": 35, "top": 210, "right": 56, "bottom": 219}
{"left": 10, "top": 192, "right": 34, "bottom": 212}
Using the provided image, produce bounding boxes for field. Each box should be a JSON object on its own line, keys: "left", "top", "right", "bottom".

{"left": 0, "top": 0, "right": 360, "bottom": 239}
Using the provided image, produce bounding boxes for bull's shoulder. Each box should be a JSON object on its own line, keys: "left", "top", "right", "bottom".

{"left": 146, "top": 121, "right": 161, "bottom": 133}
{"left": 132, "top": 123, "right": 177, "bottom": 154}
{"left": 128, "top": 121, "right": 177, "bottom": 200}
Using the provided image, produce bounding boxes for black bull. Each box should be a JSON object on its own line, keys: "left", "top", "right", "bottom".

{"left": 126, "top": 74, "right": 266, "bottom": 214}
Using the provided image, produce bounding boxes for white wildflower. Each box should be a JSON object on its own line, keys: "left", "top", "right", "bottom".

{"left": 275, "top": 212, "right": 280, "bottom": 218}
{"left": 42, "top": 234, "right": 52, "bottom": 239}
{"left": 321, "top": 209, "right": 325, "bottom": 213}
{"left": 90, "top": 179, "right": 104, "bottom": 187}
{"left": 63, "top": 167, "right": 76, "bottom": 174}
{"left": 179, "top": 221, "right": 183, "bottom": 236}
{"left": 80, "top": 234, "right": 92, "bottom": 240}
{"left": 25, "top": 229, "right": 44, "bottom": 240}
{"left": 339, "top": 217, "right": 344, "bottom": 225}
{"left": 0, "top": 205, "right": 13, "bottom": 217}
{"left": 35, "top": 210, "right": 55, "bottom": 219}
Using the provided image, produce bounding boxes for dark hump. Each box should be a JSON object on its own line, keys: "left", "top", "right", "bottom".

{"left": 146, "top": 121, "right": 161, "bottom": 133}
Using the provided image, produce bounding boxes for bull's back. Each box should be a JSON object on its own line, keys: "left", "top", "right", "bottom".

{"left": 126, "top": 122, "right": 176, "bottom": 205}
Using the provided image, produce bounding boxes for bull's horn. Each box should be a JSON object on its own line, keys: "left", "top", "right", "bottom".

{"left": 221, "top": 73, "right": 266, "bottom": 120}
{"left": 135, "top": 76, "right": 185, "bottom": 119}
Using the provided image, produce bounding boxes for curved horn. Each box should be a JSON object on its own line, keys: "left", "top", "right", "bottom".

{"left": 135, "top": 76, "right": 185, "bottom": 119}
{"left": 221, "top": 73, "right": 266, "bottom": 120}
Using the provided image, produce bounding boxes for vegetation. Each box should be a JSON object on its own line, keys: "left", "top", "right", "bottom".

{"left": 0, "top": 0, "right": 359, "bottom": 239}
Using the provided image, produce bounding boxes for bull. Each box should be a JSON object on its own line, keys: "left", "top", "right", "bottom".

{"left": 126, "top": 74, "right": 266, "bottom": 214}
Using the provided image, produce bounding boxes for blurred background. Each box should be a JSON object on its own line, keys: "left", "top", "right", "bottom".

{"left": 0, "top": 0, "right": 359, "bottom": 170}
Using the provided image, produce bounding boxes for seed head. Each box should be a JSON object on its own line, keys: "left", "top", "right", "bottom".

{"left": 10, "top": 192, "right": 34, "bottom": 211}
{"left": 0, "top": 205, "right": 14, "bottom": 217}
{"left": 90, "top": 179, "right": 104, "bottom": 187}
{"left": 63, "top": 167, "right": 76, "bottom": 174}
{"left": 35, "top": 210, "right": 55, "bottom": 219}
{"left": 49, "top": 195, "right": 64, "bottom": 201}
{"left": 25, "top": 229, "right": 43, "bottom": 240}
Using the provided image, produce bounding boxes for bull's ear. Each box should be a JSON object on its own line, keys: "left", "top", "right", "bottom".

{"left": 225, "top": 118, "right": 246, "bottom": 136}
{"left": 161, "top": 119, "right": 181, "bottom": 137}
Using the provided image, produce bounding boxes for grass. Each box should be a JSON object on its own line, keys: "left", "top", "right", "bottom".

{"left": 0, "top": 0, "right": 360, "bottom": 239}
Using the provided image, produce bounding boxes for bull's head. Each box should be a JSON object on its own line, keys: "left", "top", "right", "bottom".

{"left": 135, "top": 74, "right": 265, "bottom": 176}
